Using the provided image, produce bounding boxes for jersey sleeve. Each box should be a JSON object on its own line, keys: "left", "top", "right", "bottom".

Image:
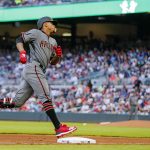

{"left": 21, "top": 29, "right": 37, "bottom": 43}
{"left": 51, "top": 39, "right": 58, "bottom": 54}
{"left": 53, "top": 39, "right": 58, "bottom": 47}
{"left": 50, "top": 39, "right": 58, "bottom": 61}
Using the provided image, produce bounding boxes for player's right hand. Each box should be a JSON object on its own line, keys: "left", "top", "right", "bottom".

{"left": 20, "top": 50, "right": 27, "bottom": 64}
{"left": 54, "top": 46, "right": 62, "bottom": 57}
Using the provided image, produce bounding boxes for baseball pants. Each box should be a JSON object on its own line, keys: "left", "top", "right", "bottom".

{"left": 13, "top": 61, "right": 52, "bottom": 107}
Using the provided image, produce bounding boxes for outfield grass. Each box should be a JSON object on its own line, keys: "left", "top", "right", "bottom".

{"left": 0, "top": 121, "right": 150, "bottom": 138}
{"left": 0, "top": 145, "right": 150, "bottom": 150}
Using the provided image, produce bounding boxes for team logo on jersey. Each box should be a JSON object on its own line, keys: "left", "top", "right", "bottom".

{"left": 120, "top": 0, "right": 138, "bottom": 14}
{"left": 40, "top": 41, "right": 54, "bottom": 50}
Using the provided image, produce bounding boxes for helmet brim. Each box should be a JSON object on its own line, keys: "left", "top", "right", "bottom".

{"left": 50, "top": 20, "right": 58, "bottom": 26}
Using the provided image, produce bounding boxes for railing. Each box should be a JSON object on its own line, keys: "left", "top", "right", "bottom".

{"left": 0, "top": 111, "right": 149, "bottom": 122}
{"left": 2, "top": 74, "right": 149, "bottom": 87}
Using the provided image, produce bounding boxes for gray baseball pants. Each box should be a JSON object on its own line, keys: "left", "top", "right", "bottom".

{"left": 13, "top": 61, "right": 51, "bottom": 107}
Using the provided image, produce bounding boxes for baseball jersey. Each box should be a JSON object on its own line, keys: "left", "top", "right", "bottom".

{"left": 22, "top": 29, "right": 57, "bottom": 70}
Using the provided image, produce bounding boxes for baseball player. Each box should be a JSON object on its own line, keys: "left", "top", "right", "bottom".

{"left": 0, "top": 16, "right": 77, "bottom": 138}
{"left": 129, "top": 91, "right": 139, "bottom": 120}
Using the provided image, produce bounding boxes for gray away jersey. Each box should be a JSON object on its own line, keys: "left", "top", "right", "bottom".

{"left": 22, "top": 29, "right": 57, "bottom": 69}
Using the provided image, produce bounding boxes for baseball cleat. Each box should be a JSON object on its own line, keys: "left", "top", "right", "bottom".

{"left": 0, "top": 98, "right": 14, "bottom": 108}
{"left": 55, "top": 124, "right": 77, "bottom": 138}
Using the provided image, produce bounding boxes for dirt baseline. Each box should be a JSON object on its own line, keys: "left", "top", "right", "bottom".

{"left": 0, "top": 121, "right": 150, "bottom": 145}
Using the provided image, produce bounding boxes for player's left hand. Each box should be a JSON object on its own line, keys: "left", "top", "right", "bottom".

{"left": 54, "top": 46, "right": 62, "bottom": 57}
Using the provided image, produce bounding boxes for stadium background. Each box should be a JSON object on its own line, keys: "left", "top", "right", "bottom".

{"left": 0, "top": 0, "right": 150, "bottom": 149}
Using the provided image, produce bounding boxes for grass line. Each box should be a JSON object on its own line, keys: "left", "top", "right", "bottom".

{"left": 0, "top": 121, "right": 150, "bottom": 138}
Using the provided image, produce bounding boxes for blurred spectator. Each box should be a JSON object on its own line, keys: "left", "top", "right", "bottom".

{"left": 0, "top": 36, "right": 149, "bottom": 115}
{"left": 0, "top": 0, "right": 104, "bottom": 7}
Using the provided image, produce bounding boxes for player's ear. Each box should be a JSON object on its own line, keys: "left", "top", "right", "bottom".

{"left": 43, "top": 22, "right": 47, "bottom": 28}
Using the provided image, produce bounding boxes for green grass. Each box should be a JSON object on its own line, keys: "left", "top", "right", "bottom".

{"left": 0, "top": 145, "right": 150, "bottom": 150}
{"left": 0, "top": 121, "right": 150, "bottom": 138}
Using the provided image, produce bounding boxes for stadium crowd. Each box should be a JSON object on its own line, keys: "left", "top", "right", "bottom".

{"left": 0, "top": 41, "right": 150, "bottom": 114}
{"left": 0, "top": 0, "right": 103, "bottom": 7}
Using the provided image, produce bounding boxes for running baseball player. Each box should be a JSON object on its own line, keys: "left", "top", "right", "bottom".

{"left": 0, "top": 16, "right": 77, "bottom": 138}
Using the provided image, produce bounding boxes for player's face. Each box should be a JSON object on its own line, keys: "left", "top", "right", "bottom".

{"left": 45, "top": 22, "right": 57, "bottom": 34}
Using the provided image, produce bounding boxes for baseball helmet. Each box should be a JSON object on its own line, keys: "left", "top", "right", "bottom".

{"left": 37, "top": 16, "right": 58, "bottom": 29}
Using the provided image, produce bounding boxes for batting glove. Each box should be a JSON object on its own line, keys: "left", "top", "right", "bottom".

{"left": 20, "top": 50, "right": 27, "bottom": 64}
{"left": 54, "top": 46, "right": 62, "bottom": 57}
